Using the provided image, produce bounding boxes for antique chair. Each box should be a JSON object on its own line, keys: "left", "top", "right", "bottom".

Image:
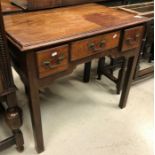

{"left": 83, "top": 1, "right": 154, "bottom": 94}
{"left": 0, "top": 3, "right": 24, "bottom": 152}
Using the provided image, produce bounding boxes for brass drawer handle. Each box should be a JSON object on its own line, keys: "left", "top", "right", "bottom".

{"left": 88, "top": 41, "right": 106, "bottom": 52}
{"left": 43, "top": 61, "right": 57, "bottom": 69}
{"left": 88, "top": 43, "right": 95, "bottom": 50}
{"left": 99, "top": 40, "right": 106, "bottom": 48}
{"left": 43, "top": 54, "right": 65, "bottom": 69}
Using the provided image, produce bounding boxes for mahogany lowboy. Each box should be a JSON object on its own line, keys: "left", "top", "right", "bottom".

{"left": 4, "top": 3, "right": 149, "bottom": 153}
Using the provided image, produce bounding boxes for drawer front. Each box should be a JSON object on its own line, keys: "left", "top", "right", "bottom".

{"left": 122, "top": 26, "right": 144, "bottom": 52}
{"left": 71, "top": 31, "right": 120, "bottom": 61}
{"left": 36, "top": 45, "right": 69, "bottom": 78}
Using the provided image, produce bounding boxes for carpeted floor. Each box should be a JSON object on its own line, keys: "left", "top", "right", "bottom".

{"left": 0, "top": 60, "right": 154, "bottom": 155}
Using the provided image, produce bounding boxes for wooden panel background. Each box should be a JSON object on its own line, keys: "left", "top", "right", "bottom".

{"left": 12, "top": 0, "right": 105, "bottom": 10}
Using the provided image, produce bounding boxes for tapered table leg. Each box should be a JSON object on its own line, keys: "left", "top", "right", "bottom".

{"left": 119, "top": 55, "right": 138, "bottom": 109}
{"left": 26, "top": 53, "right": 44, "bottom": 153}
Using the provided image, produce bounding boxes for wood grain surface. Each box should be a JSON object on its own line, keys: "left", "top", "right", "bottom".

{"left": 4, "top": 3, "right": 149, "bottom": 51}
{"left": 71, "top": 31, "right": 120, "bottom": 61}
{"left": 36, "top": 45, "right": 69, "bottom": 78}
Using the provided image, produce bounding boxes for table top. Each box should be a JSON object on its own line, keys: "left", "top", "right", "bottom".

{"left": 1, "top": 0, "right": 22, "bottom": 14}
{"left": 4, "top": 3, "right": 149, "bottom": 51}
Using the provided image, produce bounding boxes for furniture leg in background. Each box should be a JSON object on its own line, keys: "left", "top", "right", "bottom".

{"left": 0, "top": 2, "right": 24, "bottom": 152}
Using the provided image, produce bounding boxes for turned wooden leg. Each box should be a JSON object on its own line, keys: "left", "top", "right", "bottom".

{"left": 26, "top": 53, "right": 44, "bottom": 153}
{"left": 109, "top": 58, "right": 115, "bottom": 74}
{"left": 83, "top": 61, "right": 91, "bottom": 83}
{"left": 97, "top": 57, "right": 105, "bottom": 80}
{"left": 119, "top": 56, "right": 138, "bottom": 109}
{"left": 13, "top": 129, "right": 24, "bottom": 152}
{"left": 116, "top": 58, "right": 127, "bottom": 95}
{"left": 5, "top": 106, "right": 24, "bottom": 152}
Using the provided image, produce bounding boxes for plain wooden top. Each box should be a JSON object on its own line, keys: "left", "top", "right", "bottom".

{"left": 1, "top": 0, "right": 22, "bottom": 14}
{"left": 4, "top": 3, "right": 149, "bottom": 52}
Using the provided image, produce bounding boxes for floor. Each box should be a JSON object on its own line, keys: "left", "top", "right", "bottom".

{"left": 0, "top": 60, "right": 154, "bottom": 155}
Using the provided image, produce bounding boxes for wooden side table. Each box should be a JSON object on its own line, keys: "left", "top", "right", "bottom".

{"left": 4, "top": 3, "right": 149, "bottom": 153}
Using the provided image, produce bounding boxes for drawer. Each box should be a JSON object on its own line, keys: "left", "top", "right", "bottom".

{"left": 122, "top": 26, "right": 144, "bottom": 52}
{"left": 71, "top": 31, "right": 120, "bottom": 61}
{"left": 36, "top": 45, "right": 69, "bottom": 78}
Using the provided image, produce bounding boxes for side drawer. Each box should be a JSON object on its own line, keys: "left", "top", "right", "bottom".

{"left": 122, "top": 26, "right": 144, "bottom": 52}
{"left": 71, "top": 31, "right": 120, "bottom": 61}
{"left": 36, "top": 45, "right": 69, "bottom": 78}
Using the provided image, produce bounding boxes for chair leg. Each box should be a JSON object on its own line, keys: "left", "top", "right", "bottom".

{"left": 24, "top": 85, "right": 28, "bottom": 95}
{"left": 116, "top": 58, "right": 127, "bottom": 94}
{"left": 5, "top": 106, "right": 24, "bottom": 152}
{"left": 83, "top": 61, "right": 92, "bottom": 83}
{"left": 149, "top": 43, "right": 154, "bottom": 63}
{"left": 109, "top": 58, "right": 115, "bottom": 74}
{"left": 13, "top": 129, "right": 24, "bottom": 152}
{"left": 97, "top": 57, "right": 105, "bottom": 80}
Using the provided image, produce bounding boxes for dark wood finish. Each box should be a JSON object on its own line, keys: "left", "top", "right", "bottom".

{"left": 116, "top": 58, "right": 128, "bottom": 94}
{"left": 119, "top": 56, "right": 136, "bottom": 108}
{"left": 0, "top": 72, "right": 4, "bottom": 93}
{"left": 0, "top": 136, "right": 16, "bottom": 151}
{"left": 0, "top": 3, "right": 24, "bottom": 152}
{"left": 26, "top": 52, "right": 44, "bottom": 153}
{"left": 4, "top": 3, "right": 148, "bottom": 153}
{"left": 83, "top": 61, "right": 91, "bottom": 82}
{"left": 135, "top": 66, "right": 154, "bottom": 80}
{"left": 95, "top": 57, "right": 128, "bottom": 94}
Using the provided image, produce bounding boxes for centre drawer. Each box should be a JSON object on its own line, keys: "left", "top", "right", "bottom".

{"left": 36, "top": 45, "right": 69, "bottom": 78}
{"left": 71, "top": 31, "right": 120, "bottom": 61}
